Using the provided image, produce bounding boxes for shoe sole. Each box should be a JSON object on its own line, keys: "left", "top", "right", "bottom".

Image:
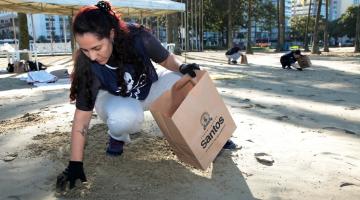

{"left": 106, "top": 149, "right": 123, "bottom": 156}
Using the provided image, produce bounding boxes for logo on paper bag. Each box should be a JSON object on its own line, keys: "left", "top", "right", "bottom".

{"left": 200, "top": 113, "right": 225, "bottom": 150}
{"left": 200, "top": 112, "right": 213, "bottom": 130}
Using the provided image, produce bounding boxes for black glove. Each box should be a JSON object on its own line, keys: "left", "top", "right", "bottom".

{"left": 56, "top": 161, "right": 87, "bottom": 191}
{"left": 179, "top": 63, "right": 200, "bottom": 77}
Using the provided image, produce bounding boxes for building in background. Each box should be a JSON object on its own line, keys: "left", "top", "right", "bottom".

{"left": 0, "top": 12, "right": 70, "bottom": 43}
{"left": 291, "top": 0, "right": 357, "bottom": 21}
{"left": 0, "top": 12, "right": 18, "bottom": 41}
{"left": 291, "top": 0, "right": 326, "bottom": 18}
{"left": 27, "top": 14, "right": 70, "bottom": 43}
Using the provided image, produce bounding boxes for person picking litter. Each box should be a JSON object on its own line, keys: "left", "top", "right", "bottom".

{"left": 225, "top": 46, "right": 243, "bottom": 64}
{"left": 280, "top": 50, "right": 303, "bottom": 70}
{"left": 56, "top": 1, "right": 238, "bottom": 191}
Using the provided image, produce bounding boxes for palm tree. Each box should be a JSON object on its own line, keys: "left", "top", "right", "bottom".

{"left": 167, "top": 13, "right": 182, "bottom": 54}
{"left": 304, "top": 0, "right": 312, "bottom": 52}
{"left": 246, "top": 0, "right": 253, "bottom": 54}
{"left": 277, "top": 0, "right": 285, "bottom": 51}
{"left": 18, "top": 13, "right": 30, "bottom": 60}
{"left": 311, "top": 0, "right": 322, "bottom": 54}
{"left": 323, "top": 0, "right": 329, "bottom": 52}
{"left": 227, "top": 0, "right": 233, "bottom": 49}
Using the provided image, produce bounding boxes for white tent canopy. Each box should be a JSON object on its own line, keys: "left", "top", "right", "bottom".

{"left": 0, "top": 0, "right": 185, "bottom": 16}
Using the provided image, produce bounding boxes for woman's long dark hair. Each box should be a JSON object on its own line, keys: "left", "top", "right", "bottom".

{"left": 70, "top": 1, "right": 145, "bottom": 105}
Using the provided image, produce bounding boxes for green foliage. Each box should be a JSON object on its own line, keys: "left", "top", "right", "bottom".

{"left": 328, "top": 18, "right": 343, "bottom": 38}
{"left": 203, "top": 0, "right": 246, "bottom": 32}
{"left": 290, "top": 15, "right": 315, "bottom": 40}
{"left": 290, "top": 15, "right": 326, "bottom": 41}
{"left": 338, "top": 5, "right": 359, "bottom": 38}
{"left": 328, "top": 5, "right": 359, "bottom": 39}
{"left": 258, "top": 1, "right": 277, "bottom": 33}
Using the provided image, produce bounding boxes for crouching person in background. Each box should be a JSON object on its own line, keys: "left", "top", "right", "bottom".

{"left": 280, "top": 50, "right": 303, "bottom": 70}
{"left": 225, "top": 46, "right": 243, "bottom": 64}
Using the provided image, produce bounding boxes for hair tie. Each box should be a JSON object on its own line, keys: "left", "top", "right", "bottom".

{"left": 95, "top": 1, "right": 111, "bottom": 12}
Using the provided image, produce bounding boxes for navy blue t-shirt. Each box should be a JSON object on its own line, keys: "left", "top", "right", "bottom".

{"left": 76, "top": 25, "right": 169, "bottom": 111}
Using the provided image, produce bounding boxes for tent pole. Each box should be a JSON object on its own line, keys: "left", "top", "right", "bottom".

{"left": 50, "top": 15, "right": 54, "bottom": 55}
{"left": 31, "top": 14, "right": 39, "bottom": 70}
{"left": 201, "top": 0, "right": 203, "bottom": 51}
{"left": 157, "top": 17, "right": 160, "bottom": 40}
{"left": 140, "top": 11, "right": 143, "bottom": 24}
{"left": 63, "top": 16, "right": 67, "bottom": 53}
{"left": 12, "top": 12, "right": 18, "bottom": 51}
{"left": 185, "top": 0, "right": 189, "bottom": 62}
{"left": 180, "top": 0, "right": 184, "bottom": 51}
{"left": 195, "top": 0, "right": 198, "bottom": 51}
{"left": 165, "top": 14, "right": 168, "bottom": 43}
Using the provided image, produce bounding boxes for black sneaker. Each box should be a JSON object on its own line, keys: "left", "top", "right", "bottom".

{"left": 106, "top": 137, "right": 124, "bottom": 156}
{"left": 231, "top": 60, "right": 238, "bottom": 64}
{"left": 223, "top": 139, "right": 237, "bottom": 150}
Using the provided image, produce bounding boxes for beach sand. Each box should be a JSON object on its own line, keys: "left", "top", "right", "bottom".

{"left": 0, "top": 49, "right": 359, "bottom": 200}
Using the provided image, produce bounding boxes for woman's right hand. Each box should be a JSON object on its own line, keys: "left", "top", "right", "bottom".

{"left": 56, "top": 161, "right": 87, "bottom": 191}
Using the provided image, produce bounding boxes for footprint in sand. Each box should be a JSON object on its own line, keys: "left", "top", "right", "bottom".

{"left": 322, "top": 127, "right": 358, "bottom": 135}
{"left": 340, "top": 182, "right": 358, "bottom": 188}
{"left": 6, "top": 195, "right": 21, "bottom": 200}
{"left": 345, "top": 106, "right": 358, "bottom": 110}
{"left": 255, "top": 104, "right": 267, "bottom": 109}
{"left": 240, "top": 104, "right": 254, "bottom": 109}
{"left": 239, "top": 98, "right": 251, "bottom": 103}
{"left": 275, "top": 115, "right": 289, "bottom": 121}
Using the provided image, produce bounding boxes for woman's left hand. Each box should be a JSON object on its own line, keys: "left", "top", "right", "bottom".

{"left": 179, "top": 63, "right": 200, "bottom": 77}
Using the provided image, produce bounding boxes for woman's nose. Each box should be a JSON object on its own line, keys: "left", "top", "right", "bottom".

{"left": 88, "top": 50, "right": 97, "bottom": 61}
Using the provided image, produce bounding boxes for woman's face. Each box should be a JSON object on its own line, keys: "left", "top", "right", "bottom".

{"left": 76, "top": 32, "right": 114, "bottom": 65}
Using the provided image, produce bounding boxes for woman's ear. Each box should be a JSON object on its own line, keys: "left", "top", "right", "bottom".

{"left": 110, "top": 29, "right": 115, "bottom": 42}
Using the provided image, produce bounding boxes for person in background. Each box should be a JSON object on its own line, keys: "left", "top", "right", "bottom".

{"left": 56, "top": 1, "right": 238, "bottom": 191}
{"left": 225, "top": 46, "right": 243, "bottom": 64}
{"left": 280, "top": 50, "right": 303, "bottom": 70}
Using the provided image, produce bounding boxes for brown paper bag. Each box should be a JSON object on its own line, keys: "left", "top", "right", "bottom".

{"left": 13, "top": 60, "right": 28, "bottom": 73}
{"left": 240, "top": 54, "right": 248, "bottom": 64}
{"left": 297, "top": 55, "right": 312, "bottom": 68}
{"left": 150, "top": 70, "right": 237, "bottom": 170}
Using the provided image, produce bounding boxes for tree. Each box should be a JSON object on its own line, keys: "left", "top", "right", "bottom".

{"left": 259, "top": 1, "right": 277, "bottom": 42}
{"left": 337, "top": 6, "right": 358, "bottom": 38}
{"left": 328, "top": 19, "right": 342, "bottom": 46}
{"left": 18, "top": 13, "right": 30, "bottom": 60}
{"left": 304, "top": 0, "right": 312, "bottom": 52}
{"left": 227, "top": 0, "right": 233, "bottom": 49}
{"left": 203, "top": 0, "right": 245, "bottom": 48}
{"left": 167, "top": 13, "right": 181, "bottom": 54}
{"left": 355, "top": 4, "right": 360, "bottom": 52}
{"left": 276, "top": 0, "right": 285, "bottom": 51}
{"left": 290, "top": 16, "right": 316, "bottom": 41}
{"left": 323, "top": 0, "right": 329, "bottom": 52}
{"left": 246, "top": 0, "right": 253, "bottom": 54}
{"left": 311, "top": 0, "right": 322, "bottom": 54}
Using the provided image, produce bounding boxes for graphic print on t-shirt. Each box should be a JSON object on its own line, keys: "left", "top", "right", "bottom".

{"left": 123, "top": 72, "right": 148, "bottom": 99}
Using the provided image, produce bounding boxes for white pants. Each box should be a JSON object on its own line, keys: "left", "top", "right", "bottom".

{"left": 94, "top": 70, "right": 182, "bottom": 143}
{"left": 226, "top": 52, "right": 241, "bottom": 61}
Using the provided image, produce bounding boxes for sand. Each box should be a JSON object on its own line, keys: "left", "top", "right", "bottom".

{"left": 0, "top": 48, "right": 359, "bottom": 200}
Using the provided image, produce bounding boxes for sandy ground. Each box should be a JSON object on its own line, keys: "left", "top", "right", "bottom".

{"left": 0, "top": 48, "right": 359, "bottom": 200}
